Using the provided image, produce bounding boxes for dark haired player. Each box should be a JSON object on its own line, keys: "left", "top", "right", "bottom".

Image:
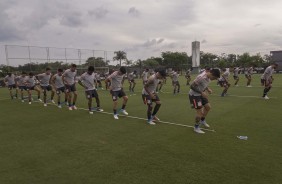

{"left": 189, "top": 68, "right": 221, "bottom": 134}
{"left": 105, "top": 66, "right": 128, "bottom": 119}
{"left": 142, "top": 69, "right": 166, "bottom": 125}
{"left": 51, "top": 69, "right": 68, "bottom": 108}
{"left": 4, "top": 73, "right": 18, "bottom": 99}
{"left": 218, "top": 68, "right": 231, "bottom": 97}
{"left": 79, "top": 66, "right": 103, "bottom": 114}
{"left": 25, "top": 72, "right": 41, "bottom": 104}
{"left": 37, "top": 68, "right": 54, "bottom": 107}
{"left": 62, "top": 64, "right": 78, "bottom": 110}
{"left": 261, "top": 63, "right": 278, "bottom": 99}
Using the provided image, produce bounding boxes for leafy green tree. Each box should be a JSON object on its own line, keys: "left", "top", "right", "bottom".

{"left": 113, "top": 51, "right": 127, "bottom": 66}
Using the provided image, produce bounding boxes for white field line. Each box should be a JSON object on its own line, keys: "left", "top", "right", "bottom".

{"left": 28, "top": 101, "right": 216, "bottom": 132}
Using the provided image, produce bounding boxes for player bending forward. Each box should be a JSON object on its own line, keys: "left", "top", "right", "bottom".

{"left": 189, "top": 68, "right": 220, "bottom": 134}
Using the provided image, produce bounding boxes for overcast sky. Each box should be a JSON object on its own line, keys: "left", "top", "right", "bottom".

{"left": 1, "top": 0, "right": 282, "bottom": 65}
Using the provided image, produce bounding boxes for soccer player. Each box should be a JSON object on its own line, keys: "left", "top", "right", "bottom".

{"left": 261, "top": 63, "right": 278, "bottom": 99}
{"left": 95, "top": 72, "right": 103, "bottom": 89}
{"left": 189, "top": 68, "right": 221, "bottom": 134}
{"left": 16, "top": 72, "right": 28, "bottom": 102}
{"left": 185, "top": 69, "right": 192, "bottom": 86}
{"left": 128, "top": 70, "right": 137, "bottom": 93}
{"left": 218, "top": 68, "right": 231, "bottom": 97}
{"left": 105, "top": 69, "right": 114, "bottom": 90}
{"left": 245, "top": 66, "right": 253, "bottom": 87}
{"left": 37, "top": 68, "right": 55, "bottom": 107}
{"left": 4, "top": 73, "right": 18, "bottom": 99}
{"left": 156, "top": 79, "right": 164, "bottom": 93}
{"left": 105, "top": 66, "right": 128, "bottom": 119}
{"left": 78, "top": 66, "right": 103, "bottom": 114}
{"left": 51, "top": 69, "right": 67, "bottom": 108}
{"left": 142, "top": 69, "right": 166, "bottom": 125}
{"left": 233, "top": 67, "right": 241, "bottom": 86}
{"left": 62, "top": 64, "right": 78, "bottom": 110}
{"left": 171, "top": 70, "right": 180, "bottom": 95}
{"left": 25, "top": 72, "right": 41, "bottom": 104}
{"left": 141, "top": 68, "right": 149, "bottom": 85}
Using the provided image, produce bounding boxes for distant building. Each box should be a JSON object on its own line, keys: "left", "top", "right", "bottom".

{"left": 270, "top": 50, "right": 282, "bottom": 71}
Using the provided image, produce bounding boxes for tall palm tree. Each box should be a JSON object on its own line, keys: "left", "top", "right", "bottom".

{"left": 113, "top": 51, "right": 127, "bottom": 66}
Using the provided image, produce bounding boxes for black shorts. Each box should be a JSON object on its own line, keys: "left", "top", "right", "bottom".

{"left": 245, "top": 74, "right": 251, "bottom": 78}
{"left": 219, "top": 81, "right": 229, "bottom": 87}
{"left": 41, "top": 85, "right": 52, "bottom": 91}
{"left": 97, "top": 80, "right": 101, "bottom": 83}
{"left": 8, "top": 84, "right": 16, "bottom": 90}
{"left": 85, "top": 90, "right": 99, "bottom": 99}
{"left": 129, "top": 79, "right": 135, "bottom": 83}
{"left": 186, "top": 75, "right": 191, "bottom": 79}
{"left": 189, "top": 95, "right": 209, "bottom": 109}
{"left": 173, "top": 81, "right": 180, "bottom": 85}
{"left": 27, "top": 86, "right": 35, "bottom": 90}
{"left": 261, "top": 79, "right": 272, "bottom": 86}
{"left": 18, "top": 86, "right": 27, "bottom": 91}
{"left": 65, "top": 84, "right": 76, "bottom": 93}
{"left": 142, "top": 94, "right": 160, "bottom": 105}
{"left": 56, "top": 87, "right": 66, "bottom": 94}
{"left": 111, "top": 89, "right": 126, "bottom": 101}
{"left": 233, "top": 76, "right": 239, "bottom": 80}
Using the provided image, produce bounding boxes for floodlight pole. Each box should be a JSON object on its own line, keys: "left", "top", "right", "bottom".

{"left": 5, "top": 45, "right": 10, "bottom": 72}
{"left": 65, "top": 48, "right": 68, "bottom": 64}
{"left": 93, "top": 50, "right": 95, "bottom": 68}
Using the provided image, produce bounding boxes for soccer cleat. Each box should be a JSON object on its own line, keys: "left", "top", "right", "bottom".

{"left": 58, "top": 105, "right": 62, "bottom": 108}
{"left": 235, "top": 85, "right": 239, "bottom": 87}
{"left": 51, "top": 100, "right": 55, "bottom": 104}
{"left": 38, "top": 99, "right": 43, "bottom": 102}
{"left": 194, "top": 127, "right": 205, "bottom": 134}
{"left": 21, "top": 100, "right": 24, "bottom": 102}
{"left": 120, "top": 109, "right": 128, "bottom": 115}
{"left": 89, "top": 111, "right": 94, "bottom": 115}
{"left": 114, "top": 114, "right": 119, "bottom": 119}
{"left": 72, "top": 105, "right": 77, "bottom": 110}
{"left": 264, "top": 96, "right": 269, "bottom": 100}
{"left": 96, "top": 108, "right": 104, "bottom": 112}
{"left": 28, "top": 102, "right": 32, "bottom": 105}
{"left": 147, "top": 119, "right": 156, "bottom": 125}
{"left": 152, "top": 116, "right": 160, "bottom": 122}
{"left": 246, "top": 85, "right": 252, "bottom": 87}
{"left": 44, "top": 103, "right": 47, "bottom": 107}
{"left": 200, "top": 120, "right": 210, "bottom": 128}
{"left": 68, "top": 106, "right": 73, "bottom": 111}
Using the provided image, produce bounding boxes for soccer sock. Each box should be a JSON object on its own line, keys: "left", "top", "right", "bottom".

{"left": 195, "top": 117, "right": 201, "bottom": 128}
{"left": 152, "top": 104, "right": 161, "bottom": 116}
{"left": 201, "top": 117, "right": 205, "bottom": 121}
{"left": 121, "top": 104, "right": 126, "bottom": 110}
{"left": 113, "top": 109, "right": 117, "bottom": 115}
{"left": 263, "top": 87, "right": 271, "bottom": 97}
{"left": 73, "top": 102, "right": 75, "bottom": 106}
{"left": 147, "top": 105, "right": 153, "bottom": 120}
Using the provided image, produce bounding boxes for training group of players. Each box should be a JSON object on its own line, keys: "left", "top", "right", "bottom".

{"left": 4, "top": 63, "right": 278, "bottom": 133}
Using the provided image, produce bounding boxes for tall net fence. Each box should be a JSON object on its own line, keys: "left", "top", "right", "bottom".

{"left": 4, "top": 45, "right": 116, "bottom": 73}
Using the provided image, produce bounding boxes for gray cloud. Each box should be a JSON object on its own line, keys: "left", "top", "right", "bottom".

{"left": 128, "top": 7, "right": 140, "bottom": 17}
{"left": 60, "top": 11, "right": 84, "bottom": 27}
{"left": 201, "top": 39, "right": 207, "bottom": 44}
{"left": 0, "top": 1, "right": 26, "bottom": 41}
{"left": 254, "top": 24, "right": 261, "bottom": 27}
{"left": 88, "top": 7, "right": 109, "bottom": 19}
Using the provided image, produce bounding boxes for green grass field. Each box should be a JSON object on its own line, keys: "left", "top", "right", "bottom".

{"left": 0, "top": 74, "right": 282, "bottom": 184}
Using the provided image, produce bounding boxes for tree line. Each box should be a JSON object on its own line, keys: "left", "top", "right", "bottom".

{"left": 0, "top": 51, "right": 273, "bottom": 77}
